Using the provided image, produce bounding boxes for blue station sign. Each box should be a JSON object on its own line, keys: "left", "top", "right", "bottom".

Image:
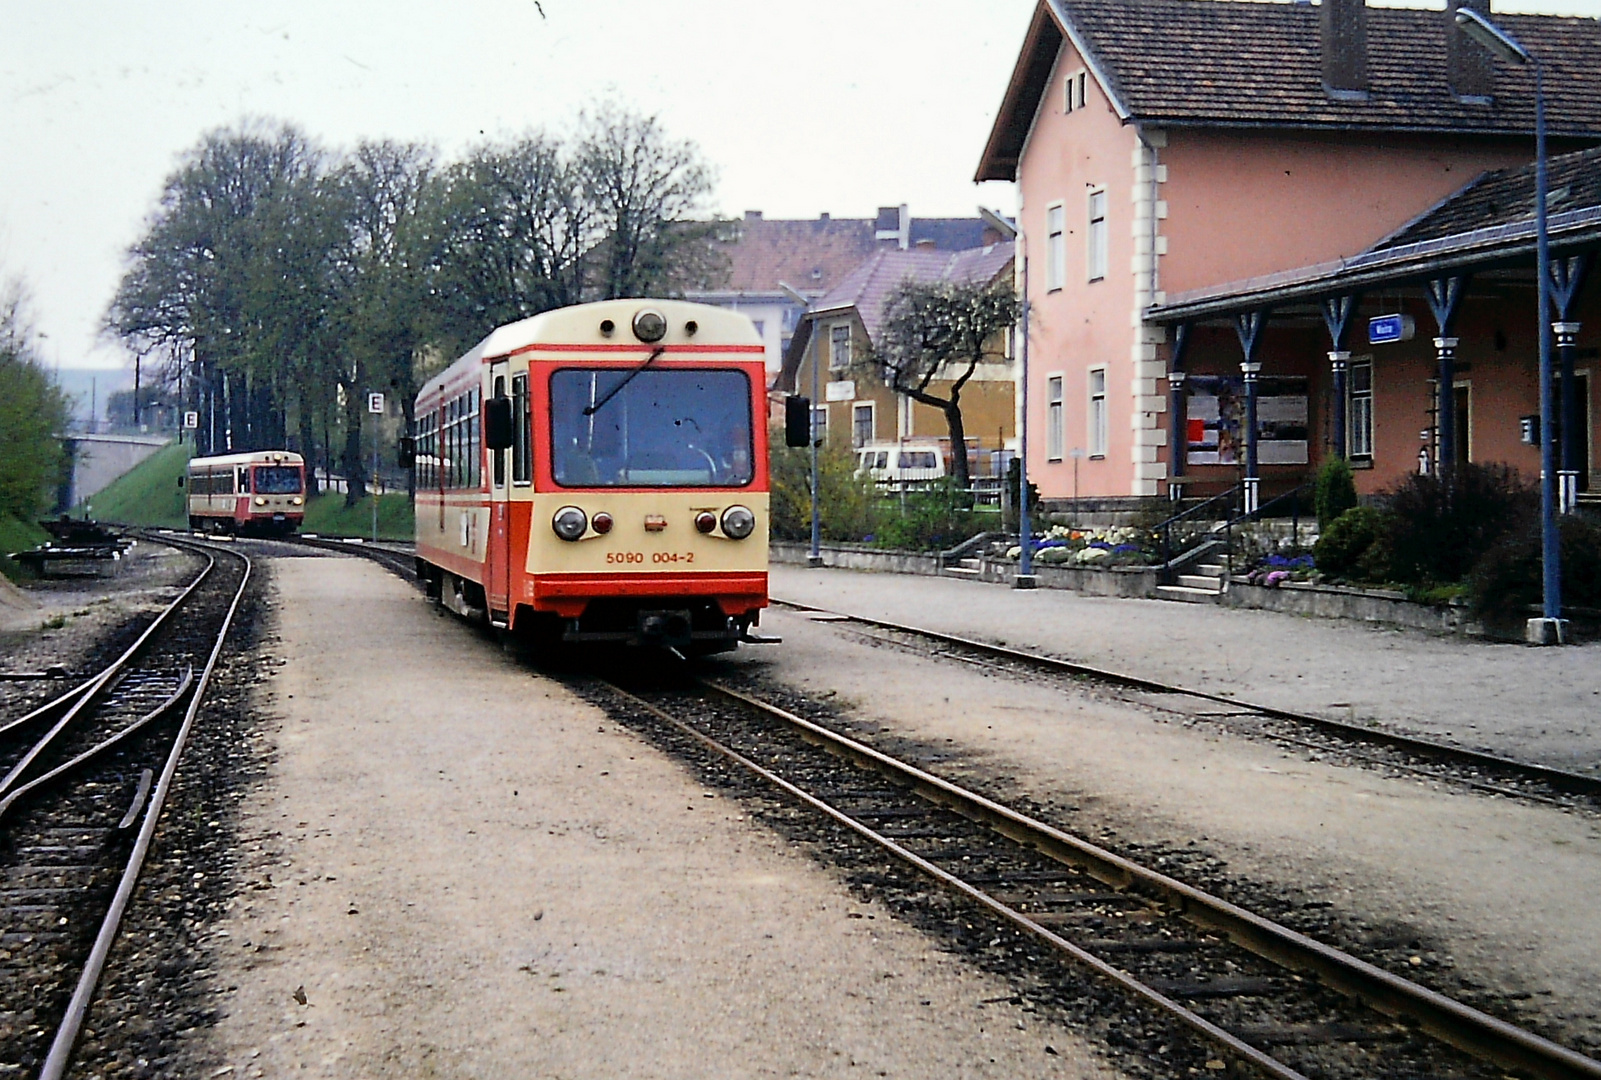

{"left": 1368, "top": 313, "right": 1415, "bottom": 345}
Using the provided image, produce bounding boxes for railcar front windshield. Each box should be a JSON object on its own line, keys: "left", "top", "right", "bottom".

{"left": 254, "top": 466, "right": 304, "bottom": 494}
{"left": 550, "top": 368, "right": 753, "bottom": 487}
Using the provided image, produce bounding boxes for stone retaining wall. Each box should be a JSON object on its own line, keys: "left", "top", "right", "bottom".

{"left": 772, "top": 541, "right": 1511, "bottom": 637}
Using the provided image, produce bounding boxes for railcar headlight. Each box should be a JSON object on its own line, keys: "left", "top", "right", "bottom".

{"left": 721, "top": 505, "right": 755, "bottom": 540}
{"left": 694, "top": 511, "right": 717, "bottom": 534}
{"left": 254, "top": 497, "right": 267, "bottom": 506}
{"left": 291, "top": 496, "right": 303, "bottom": 506}
{"left": 552, "top": 506, "right": 588, "bottom": 541}
{"left": 591, "top": 511, "right": 613, "bottom": 535}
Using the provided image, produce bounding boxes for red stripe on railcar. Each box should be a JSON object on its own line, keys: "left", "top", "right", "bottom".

{"left": 531, "top": 571, "right": 768, "bottom": 618}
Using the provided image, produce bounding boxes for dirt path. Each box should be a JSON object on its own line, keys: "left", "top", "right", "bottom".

{"left": 202, "top": 557, "right": 1115, "bottom": 1079}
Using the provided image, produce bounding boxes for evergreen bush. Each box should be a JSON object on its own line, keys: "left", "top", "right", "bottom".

{"left": 1382, "top": 463, "right": 1535, "bottom": 585}
{"left": 1312, "top": 506, "right": 1387, "bottom": 581}
{"left": 1468, "top": 516, "right": 1601, "bottom": 621}
{"left": 1313, "top": 455, "right": 1358, "bottom": 531}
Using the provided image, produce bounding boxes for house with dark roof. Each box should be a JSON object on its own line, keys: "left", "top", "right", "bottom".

{"left": 685, "top": 207, "right": 1004, "bottom": 377}
{"left": 777, "top": 242, "right": 1018, "bottom": 469}
{"left": 976, "top": 0, "right": 1601, "bottom": 507}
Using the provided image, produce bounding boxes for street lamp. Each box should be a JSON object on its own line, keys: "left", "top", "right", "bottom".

{"left": 1456, "top": 7, "right": 1564, "bottom": 644}
{"left": 780, "top": 281, "right": 823, "bottom": 567}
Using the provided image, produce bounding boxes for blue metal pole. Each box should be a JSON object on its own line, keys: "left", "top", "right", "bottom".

{"left": 809, "top": 315, "right": 822, "bottom": 567}
{"left": 1018, "top": 249, "right": 1034, "bottom": 583}
{"left": 1242, "top": 361, "right": 1261, "bottom": 514}
{"left": 1535, "top": 62, "right": 1561, "bottom": 626}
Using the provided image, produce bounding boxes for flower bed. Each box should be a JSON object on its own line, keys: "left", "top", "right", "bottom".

{"left": 1003, "top": 525, "right": 1157, "bottom": 567}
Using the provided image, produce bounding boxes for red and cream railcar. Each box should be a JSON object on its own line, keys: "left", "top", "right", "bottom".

{"left": 185, "top": 451, "right": 307, "bottom": 535}
{"left": 413, "top": 299, "right": 769, "bottom": 652}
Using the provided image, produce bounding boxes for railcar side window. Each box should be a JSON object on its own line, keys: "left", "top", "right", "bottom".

{"left": 512, "top": 374, "right": 531, "bottom": 485}
{"left": 549, "top": 368, "right": 753, "bottom": 488}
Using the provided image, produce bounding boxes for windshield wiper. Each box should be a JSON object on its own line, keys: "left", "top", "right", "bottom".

{"left": 583, "top": 346, "right": 666, "bottom": 416}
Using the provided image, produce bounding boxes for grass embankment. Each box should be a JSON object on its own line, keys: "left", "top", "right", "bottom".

{"left": 0, "top": 513, "right": 51, "bottom": 581}
{"left": 302, "top": 492, "right": 414, "bottom": 542}
{"left": 79, "top": 440, "right": 193, "bottom": 529}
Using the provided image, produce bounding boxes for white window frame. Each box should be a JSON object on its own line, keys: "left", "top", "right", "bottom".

{"left": 1065, "top": 68, "right": 1087, "bottom": 113}
{"left": 811, "top": 404, "right": 828, "bottom": 444}
{"left": 851, "top": 401, "right": 875, "bottom": 448}
{"left": 829, "top": 323, "right": 851, "bottom": 372}
{"left": 1088, "top": 366, "right": 1108, "bottom": 459}
{"left": 1045, "top": 202, "right": 1066, "bottom": 293}
{"left": 1046, "top": 373, "right": 1065, "bottom": 462}
{"left": 1087, "top": 188, "right": 1108, "bottom": 283}
{"left": 1348, "top": 356, "right": 1374, "bottom": 462}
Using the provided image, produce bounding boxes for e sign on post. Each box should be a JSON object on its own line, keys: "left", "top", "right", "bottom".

{"left": 182, "top": 411, "right": 199, "bottom": 429}
{"left": 367, "top": 392, "right": 386, "bottom": 415}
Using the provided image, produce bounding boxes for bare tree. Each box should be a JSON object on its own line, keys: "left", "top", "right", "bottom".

{"left": 870, "top": 278, "right": 1020, "bottom": 493}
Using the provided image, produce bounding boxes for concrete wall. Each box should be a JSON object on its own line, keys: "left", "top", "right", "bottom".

{"left": 67, "top": 434, "right": 171, "bottom": 506}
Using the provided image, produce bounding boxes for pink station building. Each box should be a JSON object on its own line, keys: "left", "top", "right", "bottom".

{"left": 977, "top": 0, "right": 1601, "bottom": 512}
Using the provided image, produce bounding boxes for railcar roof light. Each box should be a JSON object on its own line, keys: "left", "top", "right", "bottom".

{"left": 552, "top": 505, "right": 588, "bottom": 541}
{"left": 632, "top": 308, "right": 667, "bottom": 343}
{"left": 721, "top": 504, "right": 755, "bottom": 540}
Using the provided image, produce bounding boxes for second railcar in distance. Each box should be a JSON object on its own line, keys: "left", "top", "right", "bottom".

{"left": 413, "top": 299, "right": 770, "bottom": 653}
{"left": 185, "top": 450, "right": 307, "bottom": 535}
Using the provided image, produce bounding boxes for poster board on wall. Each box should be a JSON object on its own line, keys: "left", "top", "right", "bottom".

{"left": 1186, "top": 375, "right": 1308, "bottom": 466}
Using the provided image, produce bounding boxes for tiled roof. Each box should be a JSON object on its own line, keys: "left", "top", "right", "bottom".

{"left": 1376, "top": 146, "right": 1601, "bottom": 249}
{"left": 777, "top": 243, "right": 1016, "bottom": 389}
{"left": 816, "top": 243, "right": 1017, "bottom": 341}
{"left": 708, "top": 214, "right": 999, "bottom": 297}
{"left": 978, "top": 0, "right": 1601, "bottom": 181}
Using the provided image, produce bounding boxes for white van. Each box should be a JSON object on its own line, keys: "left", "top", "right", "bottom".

{"left": 856, "top": 442, "right": 947, "bottom": 487}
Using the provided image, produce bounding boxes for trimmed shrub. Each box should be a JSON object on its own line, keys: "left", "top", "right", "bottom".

{"left": 1468, "top": 516, "right": 1601, "bottom": 621}
{"left": 1314, "top": 455, "right": 1358, "bottom": 531}
{"left": 1383, "top": 463, "right": 1536, "bottom": 586}
{"left": 872, "top": 478, "right": 984, "bottom": 552}
{"left": 768, "top": 435, "right": 877, "bottom": 543}
{"left": 1312, "top": 506, "right": 1386, "bottom": 581}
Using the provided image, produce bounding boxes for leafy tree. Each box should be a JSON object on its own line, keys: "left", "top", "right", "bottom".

{"left": 574, "top": 103, "right": 722, "bottom": 299}
{"left": 0, "top": 279, "right": 69, "bottom": 520}
{"left": 869, "top": 278, "right": 1019, "bottom": 493}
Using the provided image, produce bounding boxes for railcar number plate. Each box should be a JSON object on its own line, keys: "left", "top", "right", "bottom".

{"left": 605, "top": 551, "right": 696, "bottom": 564}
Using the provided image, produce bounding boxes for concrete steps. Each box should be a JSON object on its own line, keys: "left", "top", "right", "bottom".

{"left": 943, "top": 557, "right": 984, "bottom": 579}
{"left": 1156, "top": 561, "right": 1227, "bottom": 603}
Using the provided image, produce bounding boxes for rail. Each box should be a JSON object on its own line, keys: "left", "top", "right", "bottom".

{"left": 603, "top": 674, "right": 1601, "bottom": 1080}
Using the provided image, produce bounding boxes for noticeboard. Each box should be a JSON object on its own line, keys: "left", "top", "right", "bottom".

{"left": 1186, "top": 375, "right": 1308, "bottom": 466}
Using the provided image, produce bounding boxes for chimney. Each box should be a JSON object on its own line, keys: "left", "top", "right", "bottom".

{"left": 915, "top": 238, "right": 937, "bottom": 250}
{"left": 1447, "top": 0, "right": 1494, "bottom": 100}
{"left": 1320, "top": 0, "right": 1369, "bottom": 98}
{"left": 744, "top": 210, "right": 763, "bottom": 221}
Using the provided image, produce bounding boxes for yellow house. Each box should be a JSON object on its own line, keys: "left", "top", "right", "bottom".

{"left": 778, "top": 241, "right": 1018, "bottom": 477}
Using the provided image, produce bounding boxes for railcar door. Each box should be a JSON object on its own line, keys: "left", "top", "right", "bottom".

{"left": 485, "top": 363, "right": 513, "bottom": 623}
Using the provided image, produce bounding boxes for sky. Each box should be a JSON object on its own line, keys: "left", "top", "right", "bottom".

{"left": 2, "top": 0, "right": 1598, "bottom": 376}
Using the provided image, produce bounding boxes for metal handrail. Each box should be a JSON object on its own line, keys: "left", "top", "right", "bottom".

{"left": 1157, "top": 484, "right": 1243, "bottom": 583}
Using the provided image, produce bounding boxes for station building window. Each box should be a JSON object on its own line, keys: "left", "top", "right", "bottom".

{"left": 1087, "top": 189, "right": 1108, "bottom": 283}
{"left": 1088, "top": 367, "right": 1108, "bottom": 458}
{"left": 1348, "top": 358, "right": 1373, "bottom": 462}
{"left": 1046, "top": 374, "right": 1064, "bottom": 461}
{"left": 1045, "top": 204, "right": 1065, "bottom": 293}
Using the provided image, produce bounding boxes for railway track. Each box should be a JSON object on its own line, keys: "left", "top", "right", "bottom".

{"left": 772, "top": 598, "right": 1601, "bottom": 807}
{"left": 596, "top": 674, "right": 1601, "bottom": 1080}
{"left": 0, "top": 534, "right": 251, "bottom": 1079}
